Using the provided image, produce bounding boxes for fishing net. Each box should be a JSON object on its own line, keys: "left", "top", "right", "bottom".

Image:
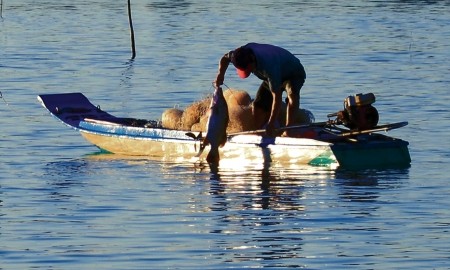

{"left": 223, "top": 88, "right": 252, "bottom": 107}
{"left": 161, "top": 88, "right": 313, "bottom": 132}
{"left": 161, "top": 108, "right": 183, "bottom": 129}
{"left": 180, "top": 97, "right": 211, "bottom": 130}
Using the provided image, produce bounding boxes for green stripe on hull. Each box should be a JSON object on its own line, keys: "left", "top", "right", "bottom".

{"left": 308, "top": 150, "right": 336, "bottom": 166}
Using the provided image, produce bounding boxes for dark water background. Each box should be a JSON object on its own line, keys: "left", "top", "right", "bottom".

{"left": 1, "top": 1, "right": 450, "bottom": 269}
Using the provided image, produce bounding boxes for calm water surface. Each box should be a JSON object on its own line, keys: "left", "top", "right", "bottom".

{"left": 1, "top": 0, "right": 450, "bottom": 269}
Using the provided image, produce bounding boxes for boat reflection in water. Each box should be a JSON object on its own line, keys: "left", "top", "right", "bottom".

{"left": 83, "top": 149, "right": 409, "bottom": 266}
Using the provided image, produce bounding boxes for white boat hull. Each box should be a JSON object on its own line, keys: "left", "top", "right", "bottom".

{"left": 79, "top": 121, "right": 337, "bottom": 166}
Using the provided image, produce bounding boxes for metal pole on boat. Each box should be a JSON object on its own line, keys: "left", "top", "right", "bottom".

{"left": 227, "top": 121, "right": 330, "bottom": 137}
{"left": 127, "top": 0, "right": 136, "bottom": 59}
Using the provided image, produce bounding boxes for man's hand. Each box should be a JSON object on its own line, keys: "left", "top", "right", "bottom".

{"left": 214, "top": 54, "right": 231, "bottom": 88}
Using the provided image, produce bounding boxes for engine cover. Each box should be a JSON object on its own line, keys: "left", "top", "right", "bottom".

{"left": 335, "top": 93, "right": 379, "bottom": 130}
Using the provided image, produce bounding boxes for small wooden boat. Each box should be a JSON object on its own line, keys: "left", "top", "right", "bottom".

{"left": 37, "top": 92, "right": 411, "bottom": 169}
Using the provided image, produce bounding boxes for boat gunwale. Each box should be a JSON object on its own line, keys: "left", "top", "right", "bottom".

{"left": 78, "top": 119, "right": 335, "bottom": 148}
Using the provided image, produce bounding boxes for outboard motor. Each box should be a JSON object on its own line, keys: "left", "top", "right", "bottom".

{"left": 329, "top": 93, "right": 379, "bottom": 130}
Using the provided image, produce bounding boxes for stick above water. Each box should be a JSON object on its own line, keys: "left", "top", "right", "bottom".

{"left": 127, "top": 0, "right": 136, "bottom": 59}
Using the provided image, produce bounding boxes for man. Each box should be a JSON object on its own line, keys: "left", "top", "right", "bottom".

{"left": 214, "top": 43, "right": 306, "bottom": 136}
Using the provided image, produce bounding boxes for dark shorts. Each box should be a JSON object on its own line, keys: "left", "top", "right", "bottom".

{"left": 253, "top": 77, "right": 305, "bottom": 112}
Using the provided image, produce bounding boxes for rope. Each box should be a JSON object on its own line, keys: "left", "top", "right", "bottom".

{"left": 0, "top": 91, "right": 10, "bottom": 106}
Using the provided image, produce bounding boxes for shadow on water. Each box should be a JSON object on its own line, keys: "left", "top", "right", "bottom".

{"left": 146, "top": 0, "right": 192, "bottom": 12}
{"left": 329, "top": 168, "right": 410, "bottom": 220}
{"left": 41, "top": 158, "right": 96, "bottom": 202}
{"left": 333, "top": 167, "right": 410, "bottom": 193}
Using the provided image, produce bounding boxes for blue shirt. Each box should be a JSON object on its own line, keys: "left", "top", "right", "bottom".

{"left": 242, "top": 43, "right": 305, "bottom": 93}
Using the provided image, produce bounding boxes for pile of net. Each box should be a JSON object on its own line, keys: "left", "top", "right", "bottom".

{"left": 161, "top": 88, "right": 313, "bottom": 133}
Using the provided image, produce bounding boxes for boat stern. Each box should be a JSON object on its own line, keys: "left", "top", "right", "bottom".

{"left": 331, "top": 138, "right": 411, "bottom": 169}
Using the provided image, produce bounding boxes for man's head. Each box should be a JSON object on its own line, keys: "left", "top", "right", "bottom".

{"left": 231, "top": 47, "right": 253, "bottom": 78}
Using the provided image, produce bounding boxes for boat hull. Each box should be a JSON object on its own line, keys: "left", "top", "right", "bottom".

{"left": 78, "top": 120, "right": 337, "bottom": 166}
{"left": 37, "top": 92, "right": 411, "bottom": 169}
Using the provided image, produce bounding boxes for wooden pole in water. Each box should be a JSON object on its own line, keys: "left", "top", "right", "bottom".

{"left": 127, "top": 0, "right": 136, "bottom": 59}
{"left": 1, "top": 0, "right": 4, "bottom": 18}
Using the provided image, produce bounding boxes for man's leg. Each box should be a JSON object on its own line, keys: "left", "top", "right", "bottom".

{"left": 252, "top": 81, "right": 272, "bottom": 129}
{"left": 252, "top": 105, "right": 270, "bottom": 129}
{"left": 286, "top": 92, "right": 300, "bottom": 127}
{"left": 286, "top": 77, "right": 304, "bottom": 126}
